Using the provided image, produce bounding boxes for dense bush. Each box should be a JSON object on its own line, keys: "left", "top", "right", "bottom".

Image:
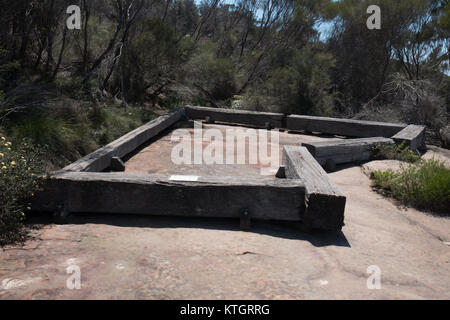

{"left": 1, "top": 96, "right": 151, "bottom": 169}
{"left": 185, "top": 43, "right": 237, "bottom": 106}
{"left": 243, "top": 46, "right": 337, "bottom": 115}
{"left": 1, "top": 1, "right": 448, "bottom": 124}
{"left": 370, "top": 159, "right": 450, "bottom": 214}
{"left": 0, "top": 136, "right": 44, "bottom": 245}
{"left": 121, "top": 18, "right": 194, "bottom": 103}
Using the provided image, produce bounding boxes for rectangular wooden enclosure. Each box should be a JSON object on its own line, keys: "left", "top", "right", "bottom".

{"left": 33, "top": 105, "right": 420, "bottom": 231}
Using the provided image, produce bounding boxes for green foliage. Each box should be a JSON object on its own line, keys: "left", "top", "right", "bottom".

{"left": 186, "top": 43, "right": 237, "bottom": 104}
{"left": 89, "top": 105, "right": 151, "bottom": 146}
{"left": 326, "top": 0, "right": 448, "bottom": 115}
{"left": 0, "top": 47, "right": 20, "bottom": 93}
{"left": 123, "top": 18, "right": 194, "bottom": 102}
{"left": 54, "top": 76, "right": 86, "bottom": 100}
{"left": 439, "top": 2, "right": 450, "bottom": 29}
{"left": 244, "top": 45, "right": 337, "bottom": 115}
{"left": 370, "top": 159, "right": 450, "bottom": 214}
{"left": 0, "top": 136, "right": 44, "bottom": 245}
{"left": 6, "top": 102, "right": 149, "bottom": 168}
{"left": 372, "top": 142, "right": 421, "bottom": 163}
{"left": 11, "top": 113, "right": 81, "bottom": 164}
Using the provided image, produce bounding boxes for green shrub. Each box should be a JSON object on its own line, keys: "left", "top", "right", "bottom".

{"left": 11, "top": 113, "right": 79, "bottom": 161}
{"left": 243, "top": 45, "right": 337, "bottom": 115}
{"left": 6, "top": 103, "right": 149, "bottom": 168}
{"left": 0, "top": 47, "right": 20, "bottom": 89}
{"left": 123, "top": 18, "right": 194, "bottom": 102}
{"left": 186, "top": 42, "right": 237, "bottom": 103}
{"left": 370, "top": 159, "right": 450, "bottom": 214}
{"left": 89, "top": 106, "right": 150, "bottom": 146}
{"left": 372, "top": 142, "right": 421, "bottom": 163}
{"left": 0, "top": 136, "right": 44, "bottom": 245}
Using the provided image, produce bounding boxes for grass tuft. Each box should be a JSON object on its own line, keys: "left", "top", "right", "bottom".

{"left": 372, "top": 142, "right": 421, "bottom": 163}
{"left": 370, "top": 159, "right": 450, "bottom": 214}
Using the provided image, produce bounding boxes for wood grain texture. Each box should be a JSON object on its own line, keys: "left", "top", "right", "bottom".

{"left": 391, "top": 124, "right": 426, "bottom": 152}
{"left": 184, "top": 105, "right": 284, "bottom": 128}
{"left": 286, "top": 115, "right": 406, "bottom": 138}
{"left": 33, "top": 172, "right": 306, "bottom": 221}
{"left": 283, "top": 146, "right": 346, "bottom": 230}
{"left": 302, "top": 137, "right": 394, "bottom": 165}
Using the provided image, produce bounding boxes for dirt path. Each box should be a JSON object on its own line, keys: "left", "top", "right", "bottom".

{"left": 0, "top": 159, "right": 449, "bottom": 299}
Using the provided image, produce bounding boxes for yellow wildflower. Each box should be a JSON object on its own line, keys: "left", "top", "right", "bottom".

{"left": 0, "top": 152, "right": 3, "bottom": 157}
{"left": 11, "top": 161, "right": 16, "bottom": 166}
{"left": 1, "top": 137, "right": 5, "bottom": 140}
{"left": 1, "top": 166, "right": 6, "bottom": 170}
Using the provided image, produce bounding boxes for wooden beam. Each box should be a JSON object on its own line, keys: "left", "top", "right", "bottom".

{"left": 302, "top": 137, "right": 394, "bottom": 166}
{"left": 391, "top": 125, "right": 426, "bottom": 152}
{"left": 33, "top": 172, "right": 306, "bottom": 222}
{"left": 283, "top": 146, "right": 346, "bottom": 230}
{"left": 60, "top": 108, "right": 186, "bottom": 173}
{"left": 184, "top": 105, "right": 284, "bottom": 129}
{"left": 286, "top": 115, "right": 406, "bottom": 138}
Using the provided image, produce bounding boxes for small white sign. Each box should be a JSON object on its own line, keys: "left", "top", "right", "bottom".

{"left": 169, "top": 175, "right": 199, "bottom": 182}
